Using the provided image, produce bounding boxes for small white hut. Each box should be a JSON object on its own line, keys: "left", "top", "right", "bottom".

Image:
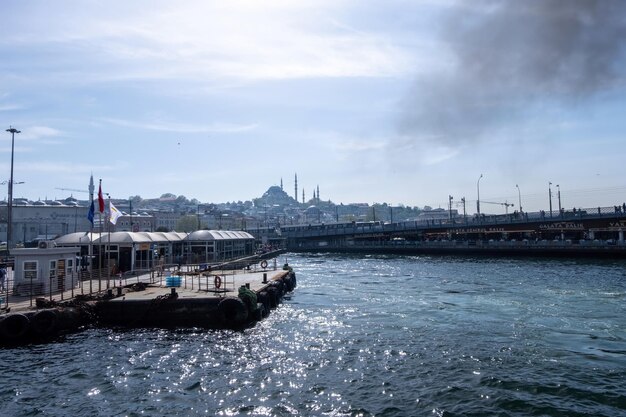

{"left": 11, "top": 244, "right": 81, "bottom": 296}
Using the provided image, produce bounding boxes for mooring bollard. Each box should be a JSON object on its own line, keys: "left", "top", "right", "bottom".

{"left": 245, "top": 283, "right": 250, "bottom": 289}
{"left": 117, "top": 287, "right": 122, "bottom": 297}
{"left": 263, "top": 273, "right": 267, "bottom": 284}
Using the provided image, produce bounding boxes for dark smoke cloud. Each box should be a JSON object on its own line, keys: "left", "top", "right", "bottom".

{"left": 398, "top": 0, "right": 626, "bottom": 145}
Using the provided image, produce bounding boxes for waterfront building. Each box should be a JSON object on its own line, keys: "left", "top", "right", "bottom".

{"left": 186, "top": 230, "right": 255, "bottom": 264}
{"left": 0, "top": 199, "right": 91, "bottom": 245}
{"left": 53, "top": 230, "right": 255, "bottom": 277}
{"left": 11, "top": 245, "right": 81, "bottom": 296}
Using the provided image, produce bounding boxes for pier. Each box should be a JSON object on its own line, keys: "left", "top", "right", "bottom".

{"left": 0, "top": 255, "right": 296, "bottom": 346}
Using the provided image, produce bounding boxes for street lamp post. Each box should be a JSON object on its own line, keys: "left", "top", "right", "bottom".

{"left": 515, "top": 184, "right": 522, "bottom": 213}
{"left": 6, "top": 126, "right": 20, "bottom": 248}
{"left": 461, "top": 197, "right": 466, "bottom": 221}
{"left": 548, "top": 182, "right": 553, "bottom": 218}
{"left": 557, "top": 184, "right": 562, "bottom": 215}
{"left": 476, "top": 174, "right": 483, "bottom": 216}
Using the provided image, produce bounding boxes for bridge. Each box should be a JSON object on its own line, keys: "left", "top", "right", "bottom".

{"left": 248, "top": 205, "right": 626, "bottom": 257}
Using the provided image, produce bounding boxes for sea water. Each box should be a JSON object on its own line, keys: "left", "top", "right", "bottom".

{"left": 1, "top": 253, "right": 625, "bottom": 416}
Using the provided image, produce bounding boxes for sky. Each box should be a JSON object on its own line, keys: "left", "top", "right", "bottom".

{"left": 1, "top": 0, "right": 626, "bottom": 214}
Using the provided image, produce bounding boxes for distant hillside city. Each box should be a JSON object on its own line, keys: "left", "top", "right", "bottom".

{"left": 0, "top": 175, "right": 454, "bottom": 245}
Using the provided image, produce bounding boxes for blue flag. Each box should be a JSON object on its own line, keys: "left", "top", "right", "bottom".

{"left": 87, "top": 200, "right": 95, "bottom": 226}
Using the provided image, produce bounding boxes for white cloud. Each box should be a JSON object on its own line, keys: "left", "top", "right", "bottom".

{"left": 0, "top": 104, "right": 23, "bottom": 112}
{"left": 101, "top": 117, "right": 258, "bottom": 133}
{"left": 3, "top": 1, "right": 418, "bottom": 84}
{"left": 331, "top": 139, "right": 387, "bottom": 152}
{"left": 13, "top": 126, "right": 62, "bottom": 141}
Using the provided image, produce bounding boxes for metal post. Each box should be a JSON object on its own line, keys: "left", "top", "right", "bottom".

{"left": 557, "top": 184, "right": 562, "bottom": 215}
{"left": 516, "top": 184, "right": 522, "bottom": 213}
{"left": 107, "top": 194, "right": 111, "bottom": 289}
{"left": 448, "top": 195, "right": 454, "bottom": 220}
{"left": 477, "top": 174, "right": 483, "bottom": 216}
{"left": 461, "top": 197, "right": 467, "bottom": 221}
{"left": 5, "top": 127, "right": 20, "bottom": 249}
{"left": 197, "top": 204, "right": 200, "bottom": 230}
{"left": 548, "top": 182, "right": 553, "bottom": 217}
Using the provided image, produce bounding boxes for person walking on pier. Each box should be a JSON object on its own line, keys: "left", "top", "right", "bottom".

{"left": 0, "top": 265, "right": 6, "bottom": 291}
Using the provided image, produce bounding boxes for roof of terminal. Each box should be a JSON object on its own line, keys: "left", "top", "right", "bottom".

{"left": 187, "top": 230, "right": 254, "bottom": 241}
{"left": 54, "top": 230, "right": 253, "bottom": 245}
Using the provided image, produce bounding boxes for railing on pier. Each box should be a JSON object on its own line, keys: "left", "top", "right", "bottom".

{"left": 0, "top": 251, "right": 285, "bottom": 312}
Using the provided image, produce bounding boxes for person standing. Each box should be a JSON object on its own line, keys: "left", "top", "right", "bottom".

{"left": 0, "top": 265, "right": 6, "bottom": 291}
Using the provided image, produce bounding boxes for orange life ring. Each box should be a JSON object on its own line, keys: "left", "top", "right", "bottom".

{"left": 214, "top": 275, "right": 222, "bottom": 289}
{"left": 260, "top": 260, "right": 268, "bottom": 269}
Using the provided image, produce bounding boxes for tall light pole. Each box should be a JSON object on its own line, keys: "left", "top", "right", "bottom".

{"left": 556, "top": 184, "right": 562, "bottom": 216}
{"left": 461, "top": 197, "right": 466, "bottom": 221}
{"left": 6, "top": 126, "right": 20, "bottom": 248}
{"left": 476, "top": 174, "right": 483, "bottom": 215}
{"left": 515, "top": 184, "right": 522, "bottom": 213}
{"left": 548, "top": 182, "right": 553, "bottom": 217}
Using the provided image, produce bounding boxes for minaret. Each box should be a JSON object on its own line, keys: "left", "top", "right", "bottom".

{"left": 89, "top": 174, "right": 95, "bottom": 202}
{"left": 294, "top": 173, "right": 298, "bottom": 201}
{"left": 280, "top": 178, "right": 283, "bottom": 191}
{"left": 302, "top": 189, "right": 305, "bottom": 204}
{"left": 316, "top": 185, "right": 320, "bottom": 202}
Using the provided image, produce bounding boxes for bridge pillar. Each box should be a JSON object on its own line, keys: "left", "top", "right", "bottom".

{"left": 619, "top": 230, "right": 624, "bottom": 243}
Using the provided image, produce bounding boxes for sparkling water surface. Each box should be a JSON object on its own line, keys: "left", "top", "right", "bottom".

{"left": 2, "top": 253, "right": 626, "bottom": 416}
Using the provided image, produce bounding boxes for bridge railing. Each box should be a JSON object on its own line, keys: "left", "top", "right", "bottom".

{"left": 290, "top": 238, "right": 626, "bottom": 252}
{"left": 272, "top": 204, "right": 626, "bottom": 239}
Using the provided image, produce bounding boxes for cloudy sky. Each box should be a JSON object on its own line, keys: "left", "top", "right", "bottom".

{"left": 1, "top": 0, "right": 625, "bottom": 213}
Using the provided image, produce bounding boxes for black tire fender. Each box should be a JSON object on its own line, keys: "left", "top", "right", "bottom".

{"left": 217, "top": 297, "right": 248, "bottom": 327}
{"left": 31, "top": 309, "right": 58, "bottom": 337}
{"left": 0, "top": 313, "right": 31, "bottom": 341}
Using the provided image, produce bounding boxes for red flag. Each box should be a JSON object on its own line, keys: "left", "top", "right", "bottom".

{"left": 98, "top": 180, "right": 105, "bottom": 213}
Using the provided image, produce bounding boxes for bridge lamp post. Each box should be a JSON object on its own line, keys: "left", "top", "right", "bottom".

{"left": 476, "top": 174, "right": 483, "bottom": 216}
{"left": 515, "top": 184, "right": 522, "bottom": 213}
{"left": 556, "top": 184, "right": 562, "bottom": 215}
{"left": 6, "top": 126, "right": 20, "bottom": 249}
{"left": 548, "top": 182, "right": 553, "bottom": 218}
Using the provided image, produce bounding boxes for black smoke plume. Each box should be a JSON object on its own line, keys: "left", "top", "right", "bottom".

{"left": 398, "top": 0, "right": 626, "bottom": 145}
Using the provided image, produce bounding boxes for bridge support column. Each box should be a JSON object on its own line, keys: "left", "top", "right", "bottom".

{"left": 619, "top": 230, "right": 624, "bottom": 243}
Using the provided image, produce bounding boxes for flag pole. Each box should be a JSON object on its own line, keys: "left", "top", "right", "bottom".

{"left": 88, "top": 175, "right": 94, "bottom": 296}
{"left": 107, "top": 194, "right": 111, "bottom": 289}
{"left": 89, "top": 226, "right": 93, "bottom": 296}
{"left": 98, "top": 179, "right": 103, "bottom": 294}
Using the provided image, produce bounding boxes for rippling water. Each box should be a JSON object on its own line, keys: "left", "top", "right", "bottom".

{"left": 2, "top": 254, "right": 626, "bottom": 416}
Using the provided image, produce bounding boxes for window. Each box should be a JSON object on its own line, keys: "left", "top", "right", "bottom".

{"left": 24, "top": 261, "right": 38, "bottom": 281}
{"left": 49, "top": 261, "right": 57, "bottom": 280}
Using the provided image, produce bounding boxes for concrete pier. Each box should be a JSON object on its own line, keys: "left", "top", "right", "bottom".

{"left": 0, "top": 265, "right": 297, "bottom": 346}
{"left": 96, "top": 269, "right": 294, "bottom": 329}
